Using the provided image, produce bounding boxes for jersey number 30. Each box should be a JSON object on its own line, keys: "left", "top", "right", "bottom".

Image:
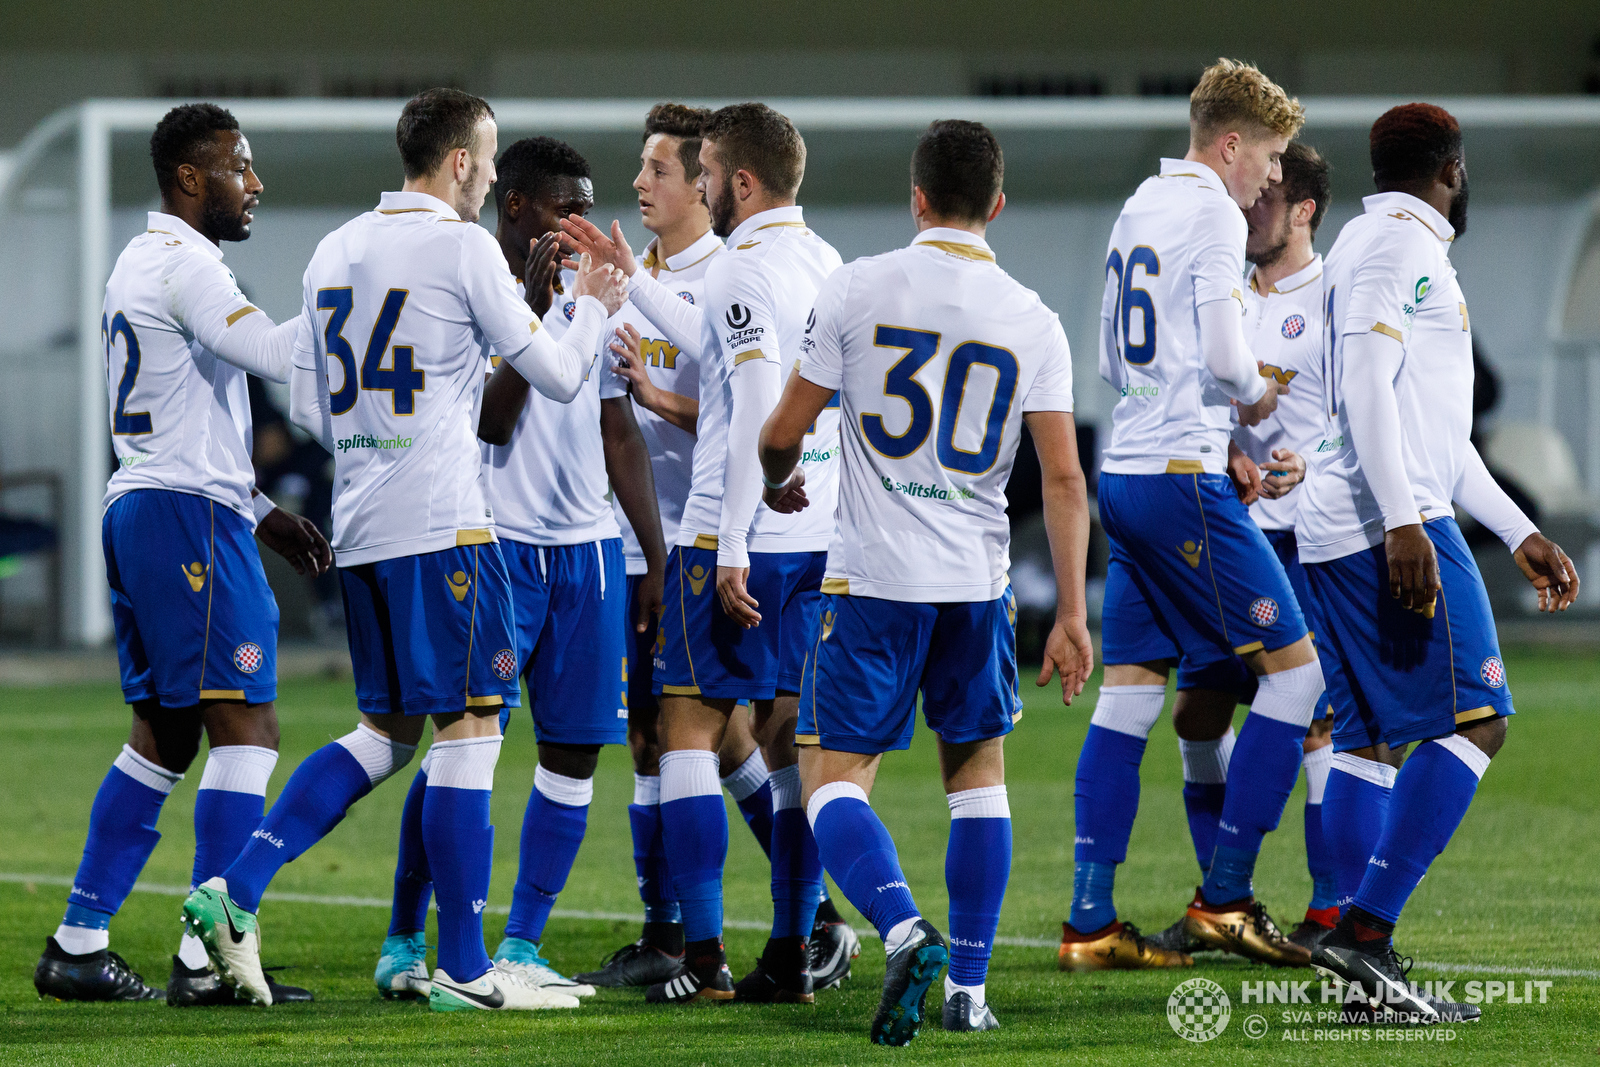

{"left": 862, "top": 326, "right": 1018, "bottom": 475}
{"left": 317, "top": 288, "right": 426, "bottom": 416}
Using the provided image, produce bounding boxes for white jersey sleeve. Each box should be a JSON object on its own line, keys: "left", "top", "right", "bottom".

{"left": 163, "top": 250, "right": 301, "bottom": 384}
{"left": 711, "top": 256, "right": 784, "bottom": 567}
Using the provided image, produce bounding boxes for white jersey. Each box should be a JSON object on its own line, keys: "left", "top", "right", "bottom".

{"left": 799, "top": 228, "right": 1075, "bottom": 603}
{"left": 296, "top": 191, "right": 552, "bottom": 566}
{"left": 614, "top": 231, "right": 721, "bottom": 574}
{"left": 1100, "top": 158, "right": 1249, "bottom": 476}
{"left": 102, "top": 212, "right": 272, "bottom": 523}
{"left": 1236, "top": 255, "right": 1329, "bottom": 531}
{"left": 484, "top": 271, "right": 624, "bottom": 547}
{"left": 679, "top": 206, "right": 843, "bottom": 554}
{"left": 1297, "top": 193, "right": 1473, "bottom": 564}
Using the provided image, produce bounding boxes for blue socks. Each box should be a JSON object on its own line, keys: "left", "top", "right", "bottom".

{"left": 224, "top": 724, "right": 414, "bottom": 913}
{"left": 191, "top": 745, "right": 278, "bottom": 889}
{"left": 767, "top": 765, "right": 823, "bottom": 939}
{"left": 1071, "top": 685, "right": 1165, "bottom": 931}
{"left": 56, "top": 745, "right": 182, "bottom": 952}
{"left": 505, "top": 765, "right": 593, "bottom": 944}
{"left": 422, "top": 735, "right": 502, "bottom": 982}
{"left": 1179, "top": 728, "right": 1233, "bottom": 873}
{"left": 628, "top": 774, "right": 679, "bottom": 924}
{"left": 389, "top": 766, "right": 433, "bottom": 936}
{"left": 659, "top": 749, "right": 728, "bottom": 944}
{"left": 1301, "top": 744, "right": 1338, "bottom": 912}
{"left": 722, "top": 750, "right": 774, "bottom": 859}
{"left": 1202, "top": 662, "right": 1324, "bottom": 904}
{"left": 1323, "top": 753, "right": 1396, "bottom": 914}
{"left": 808, "top": 782, "right": 920, "bottom": 940}
{"left": 1354, "top": 736, "right": 1488, "bottom": 923}
{"left": 945, "top": 787, "right": 1011, "bottom": 988}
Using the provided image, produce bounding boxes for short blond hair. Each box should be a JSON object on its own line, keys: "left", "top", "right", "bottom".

{"left": 1190, "top": 58, "right": 1305, "bottom": 144}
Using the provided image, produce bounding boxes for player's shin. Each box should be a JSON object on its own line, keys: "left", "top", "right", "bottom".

{"left": 807, "top": 782, "right": 920, "bottom": 948}
{"left": 422, "top": 735, "right": 502, "bottom": 983}
{"left": 389, "top": 761, "right": 433, "bottom": 937}
{"left": 724, "top": 749, "right": 775, "bottom": 858}
{"left": 1202, "top": 661, "right": 1324, "bottom": 905}
{"left": 1301, "top": 745, "right": 1338, "bottom": 923}
{"left": 503, "top": 765, "right": 593, "bottom": 947}
{"left": 768, "top": 764, "right": 823, "bottom": 941}
{"left": 1179, "top": 729, "right": 1233, "bottom": 875}
{"left": 1069, "top": 685, "right": 1165, "bottom": 932}
{"left": 56, "top": 746, "right": 182, "bottom": 954}
{"left": 628, "top": 773, "right": 681, "bottom": 928}
{"left": 659, "top": 749, "right": 729, "bottom": 946}
{"left": 945, "top": 787, "right": 1011, "bottom": 1007}
{"left": 188, "top": 745, "right": 278, "bottom": 966}
{"left": 1322, "top": 754, "right": 1396, "bottom": 915}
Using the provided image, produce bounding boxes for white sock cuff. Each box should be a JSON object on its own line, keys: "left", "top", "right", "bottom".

{"left": 1178, "top": 728, "right": 1234, "bottom": 784}
{"left": 115, "top": 744, "right": 183, "bottom": 793}
{"left": 424, "top": 734, "right": 501, "bottom": 791}
{"left": 1250, "top": 660, "right": 1326, "bottom": 728}
{"left": 806, "top": 780, "right": 869, "bottom": 829}
{"left": 1330, "top": 751, "right": 1398, "bottom": 789}
{"left": 769, "top": 764, "right": 802, "bottom": 812}
{"left": 947, "top": 785, "right": 1010, "bottom": 820}
{"left": 720, "top": 749, "right": 769, "bottom": 801}
{"left": 1302, "top": 744, "right": 1333, "bottom": 803}
{"left": 197, "top": 745, "right": 278, "bottom": 795}
{"left": 336, "top": 723, "right": 418, "bottom": 786}
{"left": 633, "top": 773, "right": 661, "bottom": 806}
{"left": 1430, "top": 733, "right": 1491, "bottom": 780}
{"left": 535, "top": 763, "right": 594, "bottom": 807}
{"left": 1088, "top": 685, "right": 1167, "bottom": 738}
{"left": 660, "top": 749, "right": 721, "bottom": 803}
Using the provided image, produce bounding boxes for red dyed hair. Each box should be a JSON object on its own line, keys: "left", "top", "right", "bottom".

{"left": 1370, "top": 103, "right": 1462, "bottom": 188}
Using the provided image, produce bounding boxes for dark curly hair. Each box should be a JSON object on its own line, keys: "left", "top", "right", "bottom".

{"left": 150, "top": 103, "right": 239, "bottom": 195}
{"left": 644, "top": 102, "right": 712, "bottom": 180}
{"left": 1370, "top": 103, "right": 1461, "bottom": 189}
{"left": 494, "top": 136, "right": 591, "bottom": 211}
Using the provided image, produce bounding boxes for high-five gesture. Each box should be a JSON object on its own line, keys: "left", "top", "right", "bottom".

{"left": 572, "top": 251, "right": 629, "bottom": 316}
{"left": 559, "top": 215, "right": 637, "bottom": 278}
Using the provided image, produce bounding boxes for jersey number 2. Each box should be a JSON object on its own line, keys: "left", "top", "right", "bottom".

{"left": 317, "top": 287, "right": 425, "bottom": 416}
{"left": 104, "top": 311, "right": 152, "bottom": 435}
{"left": 862, "top": 326, "right": 1018, "bottom": 475}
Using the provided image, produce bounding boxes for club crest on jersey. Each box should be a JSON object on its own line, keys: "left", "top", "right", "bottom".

{"left": 1480, "top": 656, "right": 1505, "bottom": 688}
{"left": 725, "top": 304, "right": 752, "bottom": 330}
{"left": 1249, "top": 597, "right": 1280, "bottom": 627}
{"left": 491, "top": 649, "right": 517, "bottom": 681}
{"left": 688, "top": 564, "right": 709, "bottom": 596}
{"left": 563, "top": 301, "right": 576, "bottom": 321}
{"left": 182, "top": 561, "right": 208, "bottom": 592}
{"left": 677, "top": 291, "right": 694, "bottom": 304}
{"left": 447, "top": 570, "right": 471, "bottom": 602}
{"left": 1179, "top": 540, "right": 1203, "bottom": 568}
{"left": 233, "top": 642, "right": 263, "bottom": 674}
{"left": 1280, "top": 314, "right": 1306, "bottom": 339}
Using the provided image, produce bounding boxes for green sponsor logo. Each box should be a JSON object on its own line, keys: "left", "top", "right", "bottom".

{"left": 801, "top": 445, "right": 838, "bottom": 464}
{"left": 1121, "top": 385, "right": 1159, "bottom": 397}
{"left": 1314, "top": 435, "right": 1345, "bottom": 453}
{"left": 879, "top": 476, "right": 976, "bottom": 502}
{"left": 1415, "top": 276, "right": 1431, "bottom": 303}
{"left": 337, "top": 433, "right": 413, "bottom": 453}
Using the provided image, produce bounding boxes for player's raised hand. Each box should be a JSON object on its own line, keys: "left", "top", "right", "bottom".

{"left": 573, "top": 252, "right": 629, "bottom": 316}
{"left": 1037, "top": 614, "right": 1094, "bottom": 705}
{"left": 1513, "top": 532, "right": 1580, "bottom": 612}
{"left": 1258, "top": 448, "right": 1306, "bottom": 499}
{"left": 762, "top": 466, "right": 809, "bottom": 514}
{"left": 1234, "top": 363, "right": 1289, "bottom": 428}
{"left": 1385, "top": 523, "right": 1441, "bottom": 615}
{"left": 716, "top": 566, "right": 762, "bottom": 628}
{"left": 255, "top": 506, "right": 333, "bottom": 576}
{"left": 559, "top": 216, "right": 636, "bottom": 278}
{"left": 522, "top": 232, "right": 562, "bottom": 319}
{"left": 1226, "top": 441, "right": 1262, "bottom": 505}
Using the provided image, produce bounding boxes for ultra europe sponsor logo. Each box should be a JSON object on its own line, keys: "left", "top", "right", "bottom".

{"left": 336, "top": 434, "right": 413, "bottom": 453}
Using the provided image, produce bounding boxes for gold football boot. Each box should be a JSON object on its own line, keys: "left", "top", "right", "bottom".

{"left": 1057, "top": 920, "right": 1194, "bottom": 972}
{"left": 1183, "top": 888, "right": 1312, "bottom": 967}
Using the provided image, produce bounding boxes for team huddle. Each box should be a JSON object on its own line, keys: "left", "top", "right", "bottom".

{"left": 32, "top": 58, "right": 1580, "bottom": 1046}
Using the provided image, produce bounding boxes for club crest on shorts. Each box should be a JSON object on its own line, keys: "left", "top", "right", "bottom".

{"left": 1281, "top": 313, "right": 1306, "bottom": 339}
{"left": 233, "top": 642, "right": 263, "bottom": 674}
{"left": 492, "top": 649, "right": 517, "bottom": 682}
{"left": 677, "top": 291, "right": 694, "bottom": 304}
{"left": 1480, "top": 656, "right": 1505, "bottom": 688}
{"left": 1248, "top": 597, "right": 1279, "bottom": 627}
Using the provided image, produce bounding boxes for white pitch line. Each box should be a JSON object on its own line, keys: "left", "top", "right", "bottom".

{"left": 3, "top": 873, "right": 1590, "bottom": 974}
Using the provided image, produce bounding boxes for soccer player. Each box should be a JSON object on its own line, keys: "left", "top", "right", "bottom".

{"left": 1300, "top": 103, "right": 1577, "bottom": 1022}
{"left": 564, "top": 102, "right": 843, "bottom": 1005}
{"left": 1060, "top": 59, "right": 1323, "bottom": 972}
{"left": 1147, "top": 142, "right": 1343, "bottom": 957}
{"left": 180, "top": 88, "right": 629, "bottom": 1010}
{"left": 763, "top": 119, "right": 1092, "bottom": 1044}
{"left": 372, "top": 135, "right": 667, "bottom": 1002}
{"left": 32, "top": 103, "right": 329, "bottom": 1007}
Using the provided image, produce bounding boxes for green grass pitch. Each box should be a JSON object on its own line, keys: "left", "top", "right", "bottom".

{"left": 2, "top": 648, "right": 1595, "bottom": 1064}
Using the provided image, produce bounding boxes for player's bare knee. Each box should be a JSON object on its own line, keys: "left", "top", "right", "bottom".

{"left": 363, "top": 711, "right": 427, "bottom": 748}
{"left": 1103, "top": 660, "right": 1170, "bottom": 688}
{"left": 1251, "top": 633, "right": 1318, "bottom": 674}
{"left": 200, "top": 700, "right": 280, "bottom": 751}
{"left": 1304, "top": 715, "right": 1333, "bottom": 750}
{"left": 938, "top": 737, "right": 1005, "bottom": 793}
{"left": 134, "top": 705, "right": 203, "bottom": 773}
{"left": 1172, "top": 688, "right": 1236, "bottom": 741}
{"left": 538, "top": 741, "right": 600, "bottom": 780}
{"left": 1460, "top": 715, "right": 1506, "bottom": 760}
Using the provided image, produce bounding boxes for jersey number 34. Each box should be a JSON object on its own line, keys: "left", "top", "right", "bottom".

{"left": 317, "top": 288, "right": 426, "bottom": 416}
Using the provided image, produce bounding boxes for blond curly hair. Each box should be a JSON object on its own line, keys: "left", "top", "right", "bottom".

{"left": 1190, "top": 58, "right": 1305, "bottom": 144}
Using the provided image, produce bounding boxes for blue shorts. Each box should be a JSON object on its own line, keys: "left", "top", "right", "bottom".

{"left": 339, "top": 541, "right": 521, "bottom": 717}
{"left": 501, "top": 538, "right": 628, "bottom": 746}
{"left": 626, "top": 573, "right": 659, "bottom": 729}
{"left": 797, "top": 588, "right": 1021, "bottom": 754}
{"left": 103, "top": 489, "right": 278, "bottom": 708}
{"left": 654, "top": 544, "right": 826, "bottom": 701}
{"left": 1305, "top": 517, "right": 1513, "bottom": 751}
{"left": 1100, "top": 472, "right": 1307, "bottom": 670}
